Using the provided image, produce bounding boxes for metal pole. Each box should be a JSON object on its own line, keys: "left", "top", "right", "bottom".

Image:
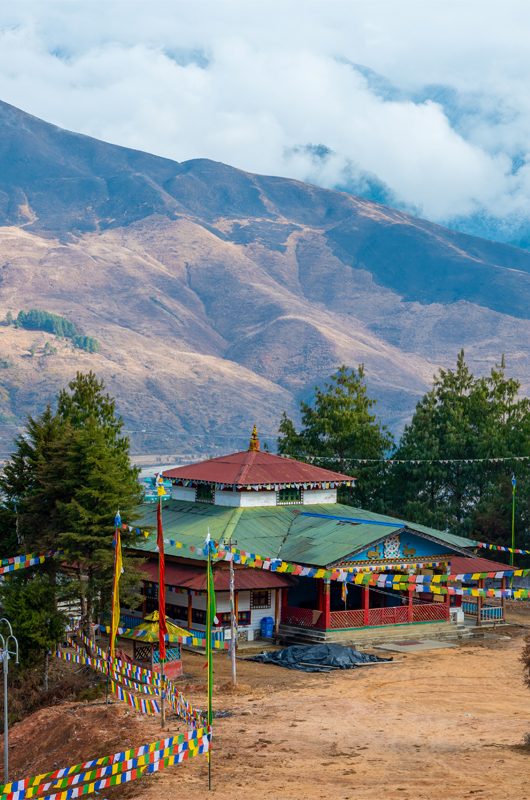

{"left": 0, "top": 619, "right": 18, "bottom": 784}
{"left": 510, "top": 474, "right": 516, "bottom": 568}
{"left": 3, "top": 649, "right": 8, "bottom": 782}
{"left": 229, "top": 554, "right": 237, "bottom": 687}
{"left": 160, "top": 660, "right": 165, "bottom": 729}
{"left": 206, "top": 536, "right": 213, "bottom": 792}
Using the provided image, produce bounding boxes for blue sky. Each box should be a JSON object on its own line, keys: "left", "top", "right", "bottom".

{"left": 1, "top": 1, "right": 530, "bottom": 237}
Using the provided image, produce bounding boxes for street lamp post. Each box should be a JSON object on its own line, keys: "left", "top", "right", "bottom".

{"left": 0, "top": 618, "right": 19, "bottom": 783}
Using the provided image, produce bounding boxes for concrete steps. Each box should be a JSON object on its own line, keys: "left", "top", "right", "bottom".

{"left": 277, "top": 624, "right": 328, "bottom": 646}
{"left": 277, "top": 620, "right": 484, "bottom": 648}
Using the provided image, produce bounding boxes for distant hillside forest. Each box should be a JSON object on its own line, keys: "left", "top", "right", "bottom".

{"left": 10, "top": 309, "right": 100, "bottom": 353}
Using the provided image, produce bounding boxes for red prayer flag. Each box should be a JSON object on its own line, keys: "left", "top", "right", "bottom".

{"left": 157, "top": 500, "right": 168, "bottom": 660}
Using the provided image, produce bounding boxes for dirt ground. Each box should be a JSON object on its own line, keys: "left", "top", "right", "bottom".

{"left": 4, "top": 621, "right": 530, "bottom": 800}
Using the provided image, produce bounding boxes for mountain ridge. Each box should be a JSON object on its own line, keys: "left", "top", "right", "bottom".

{"left": 0, "top": 99, "right": 529, "bottom": 455}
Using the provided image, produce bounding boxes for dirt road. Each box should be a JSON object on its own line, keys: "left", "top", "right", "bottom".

{"left": 135, "top": 630, "right": 530, "bottom": 800}
{"left": 5, "top": 628, "right": 530, "bottom": 800}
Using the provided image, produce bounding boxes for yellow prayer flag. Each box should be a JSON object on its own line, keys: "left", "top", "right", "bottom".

{"left": 110, "top": 526, "right": 123, "bottom": 662}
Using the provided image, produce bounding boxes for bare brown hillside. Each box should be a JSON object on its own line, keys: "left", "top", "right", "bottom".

{"left": 2, "top": 99, "right": 530, "bottom": 453}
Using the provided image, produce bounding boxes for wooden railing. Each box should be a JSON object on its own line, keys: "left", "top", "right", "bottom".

{"left": 328, "top": 610, "right": 364, "bottom": 629}
{"left": 412, "top": 603, "right": 450, "bottom": 622}
{"left": 368, "top": 606, "right": 409, "bottom": 626}
{"left": 282, "top": 602, "right": 449, "bottom": 630}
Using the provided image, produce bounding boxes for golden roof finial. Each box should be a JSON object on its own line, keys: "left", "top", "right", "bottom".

{"left": 248, "top": 424, "right": 260, "bottom": 452}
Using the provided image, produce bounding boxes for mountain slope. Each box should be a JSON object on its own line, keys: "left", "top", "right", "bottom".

{"left": 1, "top": 99, "right": 530, "bottom": 455}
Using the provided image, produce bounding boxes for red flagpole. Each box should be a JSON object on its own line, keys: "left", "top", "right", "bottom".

{"left": 157, "top": 496, "right": 168, "bottom": 727}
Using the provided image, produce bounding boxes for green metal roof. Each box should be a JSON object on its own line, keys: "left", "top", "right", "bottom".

{"left": 130, "top": 501, "right": 475, "bottom": 568}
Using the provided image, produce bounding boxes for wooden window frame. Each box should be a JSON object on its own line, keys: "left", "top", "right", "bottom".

{"left": 276, "top": 486, "right": 303, "bottom": 505}
{"left": 195, "top": 482, "right": 215, "bottom": 503}
{"left": 250, "top": 589, "right": 271, "bottom": 609}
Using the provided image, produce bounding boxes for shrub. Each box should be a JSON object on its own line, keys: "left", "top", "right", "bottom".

{"left": 15, "top": 311, "right": 99, "bottom": 355}
{"left": 17, "top": 310, "right": 78, "bottom": 338}
{"left": 72, "top": 335, "right": 100, "bottom": 353}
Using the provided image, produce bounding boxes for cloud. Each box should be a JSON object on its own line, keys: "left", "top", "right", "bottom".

{"left": 1, "top": 1, "right": 530, "bottom": 235}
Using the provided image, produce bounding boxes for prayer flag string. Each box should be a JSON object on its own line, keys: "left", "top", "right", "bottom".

{"left": 56, "top": 638, "right": 205, "bottom": 726}
{"left": 0, "top": 728, "right": 211, "bottom": 800}
{"left": 0, "top": 551, "right": 59, "bottom": 575}
{"left": 123, "top": 524, "right": 530, "bottom": 589}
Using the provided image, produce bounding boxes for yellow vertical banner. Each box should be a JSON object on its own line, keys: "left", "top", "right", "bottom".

{"left": 110, "top": 512, "right": 123, "bottom": 661}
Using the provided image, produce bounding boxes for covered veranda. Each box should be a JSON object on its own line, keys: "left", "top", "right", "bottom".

{"left": 280, "top": 552, "right": 513, "bottom": 633}
{"left": 280, "top": 575, "right": 450, "bottom": 632}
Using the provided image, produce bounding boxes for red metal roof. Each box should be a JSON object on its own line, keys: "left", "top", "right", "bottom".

{"left": 449, "top": 555, "right": 511, "bottom": 575}
{"left": 140, "top": 560, "right": 293, "bottom": 591}
{"left": 162, "top": 449, "right": 355, "bottom": 487}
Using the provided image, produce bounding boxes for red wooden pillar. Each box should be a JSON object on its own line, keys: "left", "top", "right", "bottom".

{"left": 407, "top": 588, "right": 414, "bottom": 623}
{"left": 363, "top": 586, "right": 370, "bottom": 626}
{"left": 501, "top": 577, "right": 506, "bottom": 622}
{"left": 321, "top": 580, "right": 331, "bottom": 630}
{"left": 187, "top": 590, "right": 193, "bottom": 631}
{"left": 476, "top": 579, "right": 484, "bottom": 627}
{"left": 275, "top": 588, "right": 281, "bottom": 633}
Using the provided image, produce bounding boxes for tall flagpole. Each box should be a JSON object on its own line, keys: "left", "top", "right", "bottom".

{"left": 108, "top": 511, "right": 122, "bottom": 704}
{"left": 229, "top": 550, "right": 237, "bottom": 687}
{"left": 205, "top": 528, "right": 215, "bottom": 791}
{"left": 156, "top": 475, "right": 168, "bottom": 730}
{"left": 510, "top": 474, "right": 516, "bottom": 568}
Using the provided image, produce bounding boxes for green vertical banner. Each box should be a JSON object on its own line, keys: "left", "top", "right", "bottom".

{"left": 205, "top": 530, "right": 216, "bottom": 790}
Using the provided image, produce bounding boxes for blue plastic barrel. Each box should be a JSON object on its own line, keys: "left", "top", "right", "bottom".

{"left": 260, "top": 616, "right": 274, "bottom": 638}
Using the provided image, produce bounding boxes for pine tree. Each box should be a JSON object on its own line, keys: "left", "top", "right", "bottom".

{"left": 278, "top": 365, "right": 393, "bottom": 508}
{"left": 0, "top": 372, "right": 143, "bottom": 650}
{"left": 0, "top": 406, "right": 64, "bottom": 553}
{"left": 51, "top": 373, "right": 143, "bottom": 629}
{"left": 388, "top": 352, "right": 530, "bottom": 556}
{"left": 0, "top": 573, "right": 65, "bottom": 667}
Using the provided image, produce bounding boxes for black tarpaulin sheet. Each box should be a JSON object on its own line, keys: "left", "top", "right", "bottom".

{"left": 249, "top": 643, "right": 392, "bottom": 672}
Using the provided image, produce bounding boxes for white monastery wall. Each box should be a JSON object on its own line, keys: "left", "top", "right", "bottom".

{"left": 237, "top": 590, "right": 251, "bottom": 611}
{"left": 249, "top": 589, "right": 277, "bottom": 637}
{"left": 171, "top": 486, "right": 196, "bottom": 502}
{"left": 171, "top": 486, "right": 339, "bottom": 506}
{"left": 186, "top": 588, "right": 278, "bottom": 641}
{"left": 213, "top": 491, "right": 241, "bottom": 507}
{"left": 302, "top": 489, "right": 337, "bottom": 504}
{"left": 239, "top": 491, "right": 278, "bottom": 507}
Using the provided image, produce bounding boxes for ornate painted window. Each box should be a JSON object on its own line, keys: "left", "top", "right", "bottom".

{"left": 216, "top": 610, "right": 251, "bottom": 626}
{"left": 250, "top": 589, "right": 271, "bottom": 609}
{"left": 195, "top": 482, "right": 215, "bottom": 503}
{"left": 277, "top": 486, "right": 302, "bottom": 505}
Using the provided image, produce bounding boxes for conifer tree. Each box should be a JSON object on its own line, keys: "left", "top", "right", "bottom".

{"left": 0, "top": 372, "right": 143, "bottom": 651}
{"left": 278, "top": 365, "right": 393, "bottom": 508}
{"left": 48, "top": 373, "right": 143, "bottom": 629}
{"left": 388, "top": 352, "right": 530, "bottom": 554}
